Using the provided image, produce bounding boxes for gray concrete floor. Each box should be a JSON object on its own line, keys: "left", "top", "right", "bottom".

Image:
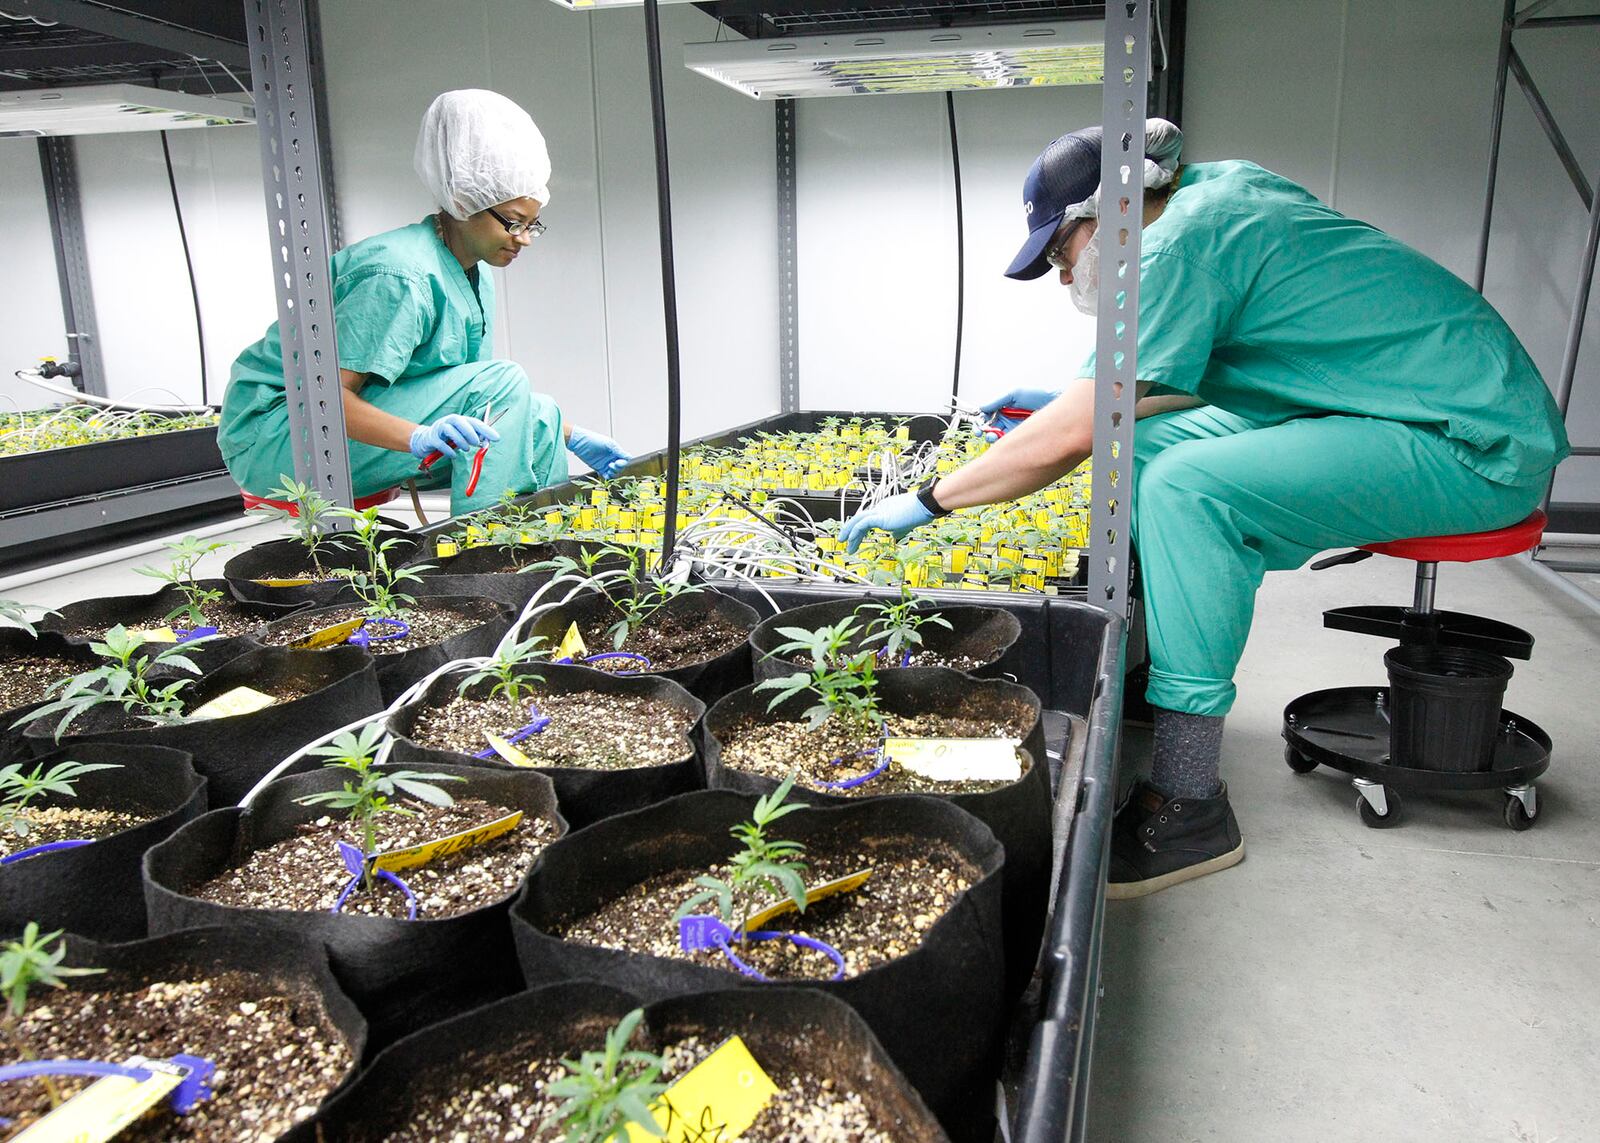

{"left": 1089, "top": 554, "right": 1600, "bottom": 1143}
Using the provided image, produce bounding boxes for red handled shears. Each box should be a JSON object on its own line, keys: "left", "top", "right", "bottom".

{"left": 984, "top": 406, "right": 1035, "bottom": 440}
{"left": 418, "top": 403, "right": 508, "bottom": 497}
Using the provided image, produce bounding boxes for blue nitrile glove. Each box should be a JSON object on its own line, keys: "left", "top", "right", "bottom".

{"left": 839, "top": 493, "right": 935, "bottom": 554}
{"left": 567, "top": 426, "right": 631, "bottom": 479}
{"left": 979, "top": 387, "right": 1060, "bottom": 432}
{"left": 409, "top": 414, "right": 500, "bottom": 460}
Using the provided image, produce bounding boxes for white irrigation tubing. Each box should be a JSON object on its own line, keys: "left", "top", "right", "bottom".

{"left": 10, "top": 371, "right": 212, "bottom": 413}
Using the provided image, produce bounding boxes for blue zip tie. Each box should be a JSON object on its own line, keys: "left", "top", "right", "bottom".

{"left": 174, "top": 626, "right": 219, "bottom": 644}
{"left": 347, "top": 618, "right": 410, "bottom": 648}
{"left": 678, "top": 916, "right": 846, "bottom": 982}
{"left": 816, "top": 747, "right": 889, "bottom": 791}
{"left": 0, "top": 1054, "right": 214, "bottom": 1115}
{"left": 0, "top": 839, "right": 93, "bottom": 865}
{"left": 472, "top": 701, "right": 551, "bottom": 760}
{"left": 330, "top": 840, "right": 418, "bottom": 920}
{"left": 580, "top": 650, "right": 653, "bottom": 675}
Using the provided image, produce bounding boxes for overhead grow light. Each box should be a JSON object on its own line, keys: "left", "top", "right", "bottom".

{"left": 683, "top": 21, "right": 1106, "bottom": 100}
{"left": 0, "top": 84, "right": 253, "bottom": 138}
{"left": 543, "top": 0, "right": 699, "bottom": 8}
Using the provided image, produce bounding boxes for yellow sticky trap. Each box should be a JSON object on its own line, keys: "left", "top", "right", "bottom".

{"left": 740, "top": 868, "right": 873, "bottom": 933}
{"left": 14, "top": 1056, "right": 186, "bottom": 1142}
{"left": 127, "top": 627, "right": 177, "bottom": 644}
{"left": 884, "top": 737, "right": 1021, "bottom": 783}
{"left": 371, "top": 811, "right": 523, "bottom": 874}
{"left": 556, "top": 622, "right": 588, "bottom": 662}
{"left": 188, "top": 686, "right": 277, "bottom": 721}
{"left": 290, "top": 617, "right": 365, "bottom": 649}
{"left": 250, "top": 577, "right": 315, "bottom": 587}
{"left": 631, "top": 1036, "right": 778, "bottom": 1143}
{"left": 485, "top": 732, "right": 538, "bottom": 768}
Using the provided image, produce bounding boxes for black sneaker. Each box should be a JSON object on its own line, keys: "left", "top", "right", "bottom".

{"left": 1107, "top": 782, "right": 1244, "bottom": 899}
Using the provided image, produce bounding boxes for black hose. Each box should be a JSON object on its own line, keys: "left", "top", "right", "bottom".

{"left": 946, "top": 91, "right": 965, "bottom": 404}
{"left": 642, "top": 0, "right": 683, "bottom": 570}
{"left": 159, "top": 129, "right": 210, "bottom": 406}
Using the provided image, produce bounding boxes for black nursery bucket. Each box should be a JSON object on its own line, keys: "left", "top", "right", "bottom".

{"left": 223, "top": 527, "right": 422, "bottom": 606}
{"left": 0, "top": 743, "right": 206, "bottom": 941}
{"left": 144, "top": 763, "right": 566, "bottom": 1054}
{"left": 1384, "top": 645, "right": 1514, "bottom": 773}
{"left": 748, "top": 597, "right": 1023, "bottom": 681}
{"left": 286, "top": 981, "right": 949, "bottom": 1142}
{"left": 386, "top": 662, "right": 706, "bottom": 830}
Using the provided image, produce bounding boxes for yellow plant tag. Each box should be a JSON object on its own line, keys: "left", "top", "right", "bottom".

{"left": 290, "top": 617, "right": 366, "bottom": 649}
{"left": 740, "top": 868, "right": 873, "bottom": 933}
{"left": 556, "top": 621, "right": 588, "bottom": 661}
{"left": 127, "top": 627, "right": 177, "bottom": 644}
{"left": 13, "top": 1056, "right": 185, "bottom": 1142}
{"left": 884, "top": 737, "right": 1021, "bottom": 783}
{"left": 371, "top": 811, "right": 524, "bottom": 874}
{"left": 485, "top": 732, "right": 538, "bottom": 768}
{"left": 251, "top": 577, "right": 315, "bottom": 587}
{"left": 628, "top": 1036, "right": 778, "bottom": 1143}
{"left": 435, "top": 539, "right": 459, "bottom": 558}
{"left": 188, "top": 686, "right": 278, "bottom": 722}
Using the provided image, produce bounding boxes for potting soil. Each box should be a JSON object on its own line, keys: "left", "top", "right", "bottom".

{"left": 262, "top": 602, "right": 487, "bottom": 655}
{"left": 59, "top": 600, "right": 271, "bottom": 640}
{"left": 0, "top": 654, "right": 80, "bottom": 712}
{"left": 575, "top": 610, "right": 748, "bottom": 672}
{"left": 409, "top": 690, "right": 696, "bottom": 770}
{"left": 0, "top": 805, "right": 148, "bottom": 857}
{"left": 558, "top": 838, "right": 975, "bottom": 980}
{"left": 774, "top": 648, "right": 989, "bottom": 672}
{"left": 0, "top": 969, "right": 352, "bottom": 1141}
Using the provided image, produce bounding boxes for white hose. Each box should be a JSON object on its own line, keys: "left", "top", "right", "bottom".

{"left": 11, "top": 370, "right": 212, "bottom": 413}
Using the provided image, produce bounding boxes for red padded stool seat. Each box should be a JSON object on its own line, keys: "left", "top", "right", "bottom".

{"left": 1361, "top": 511, "right": 1546, "bottom": 564}
{"left": 240, "top": 487, "right": 399, "bottom": 516}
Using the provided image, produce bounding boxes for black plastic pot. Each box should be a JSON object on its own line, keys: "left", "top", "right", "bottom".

{"left": 749, "top": 598, "right": 1022, "bottom": 681}
{"left": 526, "top": 586, "right": 758, "bottom": 706}
{"left": 386, "top": 663, "right": 706, "bottom": 830}
{"left": 0, "top": 742, "right": 206, "bottom": 941}
{"left": 37, "top": 579, "right": 305, "bottom": 673}
{"left": 259, "top": 596, "right": 513, "bottom": 705}
{"left": 286, "top": 981, "right": 949, "bottom": 1142}
{"left": 145, "top": 763, "right": 566, "bottom": 1054}
{"left": 0, "top": 628, "right": 100, "bottom": 763}
{"left": 223, "top": 526, "right": 423, "bottom": 606}
{"left": 20, "top": 645, "right": 383, "bottom": 807}
{"left": 702, "top": 667, "right": 1049, "bottom": 999}
{"left": 1384, "top": 645, "right": 1515, "bottom": 772}
{"left": 510, "top": 790, "right": 1005, "bottom": 1138}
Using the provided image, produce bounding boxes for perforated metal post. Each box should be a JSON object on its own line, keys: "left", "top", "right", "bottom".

{"left": 776, "top": 98, "right": 800, "bottom": 413}
{"left": 1088, "top": 2, "right": 1150, "bottom": 615}
{"left": 36, "top": 137, "right": 106, "bottom": 397}
{"left": 244, "top": 0, "right": 353, "bottom": 510}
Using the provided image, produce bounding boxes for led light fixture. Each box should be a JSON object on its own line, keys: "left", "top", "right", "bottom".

{"left": 683, "top": 21, "right": 1106, "bottom": 100}
{"left": 544, "top": 0, "right": 699, "bottom": 8}
{"left": 0, "top": 84, "right": 253, "bottom": 138}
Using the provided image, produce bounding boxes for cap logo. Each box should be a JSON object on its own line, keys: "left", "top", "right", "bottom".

{"left": 1024, "top": 200, "right": 1034, "bottom": 216}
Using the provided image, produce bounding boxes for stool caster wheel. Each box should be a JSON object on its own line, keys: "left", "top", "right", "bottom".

{"left": 1284, "top": 745, "right": 1318, "bottom": 774}
{"left": 1503, "top": 786, "right": 1539, "bottom": 831}
{"left": 1354, "top": 780, "right": 1402, "bottom": 828}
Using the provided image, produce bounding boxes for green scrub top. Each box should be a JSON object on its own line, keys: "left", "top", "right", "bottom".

{"left": 1089, "top": 161, "right": 1569, "bottom": 486}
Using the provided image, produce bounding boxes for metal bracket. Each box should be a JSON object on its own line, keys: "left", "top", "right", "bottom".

{"left": 35, "top": 137, "right": 106, "bottom": 398}
{"left": 1505, "top": 783, "right": 1537, "bottom": 817}
{"left": 1352, "top": 778, "right": 1389, "bottom": 816}
{"left": 776, "top": 98, "right": 799, "bottom": 413}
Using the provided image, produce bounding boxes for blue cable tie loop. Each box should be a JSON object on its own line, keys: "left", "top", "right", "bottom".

{"left": 471, "top": 701, "right": 551, "bottom": 759}
{"left": 816, "top": 747, "right": 888, "bottom": 791}
{"left": 676, "top": 915, "right": 846, "bottom": 982}
{"left": 174, "top": 626, "right": 219, "bottom": 644}
{"left": 0, "top": 839, "right": 93, "bottom": 865}
{"left": 330, "top": 840, "right": 418, "bottom": 920}
{"left": 347, "top": 617, "right": 410, "bottom": 648}
{"left": 580, "top": 650, "right": 653, "bottom": 675}
{"left": 0, "top": 1055, "right": 215, "bottom": 1115}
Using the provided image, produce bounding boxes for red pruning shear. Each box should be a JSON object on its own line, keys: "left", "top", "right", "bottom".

{"left": 984, "top": 406, "right": 1035, "bottom": 440}
{"left": 418, "top": 403, "right": 508, "bottom": 498}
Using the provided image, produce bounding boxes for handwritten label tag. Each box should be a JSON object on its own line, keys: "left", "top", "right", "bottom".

{"left": 370, "top": 811, "right": 523, "bottom": 874}
{"left": 290, "top": 617, "right": 365, "bottom": 649}
{"left": 555, "top": 621, "right": 588, "bottom": 662}
{"left": 484, "top": 733, "right": 538, "bottom": 768}
{"left": 126, "top": 627, "right": 176, "bottom": 644}
{"left": 740, "top": 868, "right": 873, "bottom": 933}
{"left": 250, "top": 577, "right": 315, "bottom": 587}
{"left": 13, "top": 1058, "right": 184, "bottom": 1142}
{"left": 188, "top": 686, "right": 278, "bottom": 722}
{"left": 883, "top": 737, "right": 1021, "bottom": 783}
{"left": 435, "top": 539, "right": 459, "bottom": 558}
{"left": 627, "top": 1036, "right": 778, "bottom": 1143}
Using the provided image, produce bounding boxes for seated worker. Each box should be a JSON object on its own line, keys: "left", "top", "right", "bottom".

{"left": 220, "top": 89, "right": 629, "bottom": 516}
{"left": 842, "top": 119, "right": 1568, "bottom": 898}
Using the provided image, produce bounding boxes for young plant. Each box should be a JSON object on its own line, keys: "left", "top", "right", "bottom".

{"left": 294, "top": 723, "right": 461, "bottom": 891}
{"left": 328, "top": 507, "right": 432, "bottom": 620}
{"left": 0, "top": 923, "right": 105, "bottom": 1106}
{"left": 756, "top": 622, "right": 885, "bottom": 734}
{"left": 251, "top": 476, "right": 336, "bottom": 576}
{"left": 0, "top": 599, "right": 49, "bottom": 638}
{"left": 134, "top": 535, "right": 234, "bottom": 626}
{"left": 19, "top": 625, "right": 205, "bottom": 741}
{"left": 674, "top": 773, "right": 809, "bottom": 945}
{"left": 606, "top": 577, "right": 704, "bottom": 652}
{"left": 0, "top": 760, "right": 120, "bottom": 840}
{"left": 457, "top": 635, "right": 547, "bottom": 718}
{"left": 543, "top": 1007, "right": 667, "bottom": 1143}
{"left": 858, "top": 584, "right": 952, "bottom": 666}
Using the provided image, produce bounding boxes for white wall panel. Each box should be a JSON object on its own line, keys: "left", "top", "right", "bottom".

{"left": 0, "top": 139, "right": 68, "bottom": 411}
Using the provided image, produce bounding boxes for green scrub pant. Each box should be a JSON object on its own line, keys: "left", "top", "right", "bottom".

{"left": 222, "top": 360, "right": 568, "bottom": 518}
{"left": 1132, "top": 407, "right": 1544, "bottom": 717}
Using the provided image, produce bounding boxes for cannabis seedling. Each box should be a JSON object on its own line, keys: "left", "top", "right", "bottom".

{"left": 674, "top": 773, "right": 809, "bottom": 944}
{"left": 327, "top": 507, "right": 432, "bottom": 620}
{"left": 294, "top": 723, "right": 461, "bottom": 891}
{"left": 756, "top": 623, "right": 885, "bottom": 734}
{"left": 0, "top": 923, "right": 104, "bottom": 1106}
{"left": 606, "top": 577, "right": 703, "bottom": 652}
{"left": 0, "top": 760, "right": 120, "bottom": 840}
{"left": 18, "top": 625, "right": 205, "bottom": 741}
{"left": 0, "top": 599, "right": 49, "bottom": 638}
{"left": 457, "top": 635, "right": 547, "bottom": 718}
{"left": 857, "top": 585, "right": 951, "bottom": 665}
{"left": 251, "top": 476, "right": 337, "bottom": 576}
{"left": 134, "top": 535, "right": 235, "bottom": 626}
{"left": 543, "top": 1007, "right": 667, "bottom": 1143}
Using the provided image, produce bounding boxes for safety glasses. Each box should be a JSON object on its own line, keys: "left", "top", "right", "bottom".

{"left": 485, "top": 206, "right": 547, "bottom": 240}
{"left": 1044, "top": 220, "right": 1081, "bottom": 272}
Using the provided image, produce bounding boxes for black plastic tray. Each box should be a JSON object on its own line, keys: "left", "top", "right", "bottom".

{"left": 0, "top": 425, "right": 224, "bottom": 512}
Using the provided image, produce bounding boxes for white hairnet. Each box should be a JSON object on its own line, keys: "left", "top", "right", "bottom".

{"left": 414, "top": 90, "right": 551, "bottom": 219}
{"left": 1068, "top": 118, "right": 1184, "bottom": 223}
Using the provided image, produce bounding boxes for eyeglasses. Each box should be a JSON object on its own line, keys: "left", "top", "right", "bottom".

{"left": 485, "top": 206, "right": 547, "bottom": 240}
{"left": 1044, "top": 220, "right": 1079, "bottom": 272}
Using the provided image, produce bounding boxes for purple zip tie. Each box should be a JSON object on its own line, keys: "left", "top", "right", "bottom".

{"left": 330, "top": 840, "right": 418, "bottom": 921}
{"left": 0, "top": 1054, "right": 214, "bottom": 1114}
{"left": 472, "top": 701, "right": 552, "bottom": 760}
{"left": 348, "top": 618, "right": 410, "bottom": 647}
{"left": 175, "top": 626, "right": 219, "bottom": 644}
{"left": 0, "top": 838, "right": 93, "bottom": 865}
{"left": 678, "top": 916, "right": 846, "bottom": 982}
{"left": 580, "top": 651, "right": 653, "bottom": 675}
{"left": 816, "top": 747, "right": 888, "bottom": 791}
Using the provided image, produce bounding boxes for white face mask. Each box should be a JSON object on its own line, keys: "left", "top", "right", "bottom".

{"left": 1068, "top": 229, "right": 1100, "bottom": 315}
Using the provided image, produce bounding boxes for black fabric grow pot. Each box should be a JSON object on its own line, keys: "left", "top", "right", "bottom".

{"left": 0, "top": 742, "right": 206, "bottom": 941}
{"left": 702, "top": 668, "right": 1049, "bottom": 999}
{"left": 386, "top": 662, "right": 706, "bottom": 830}
{"left": 0, "top": 628, "right": 100, "bottom": 763}
{"left": 144, "top": 763, "right": 566, "bottom": 1054}
{"left": 286, "top": 980, "right": 948, "bottom": 1142}
{"left": 37, "top": 579, "right": 306, "bottom": 673}
{"left": 406, "top": 538, "right": 636, "bottom": 612}
{"left": 749, "top": 597, "right": 1023, "bottom": 681}
{"left": 509, "top": 789, "right": 1005, "bottom": 1139}
{"left": 525, "top": 586, "right": 757, "bottom": 706}
{"left": 21, "top": 645, "right": 382, "bottom": 807}
{"left": 223, "top": 527, "right": 422, "bottom": 606}
{"left": 259, "top": 595, "right": 513, "bottom": 705}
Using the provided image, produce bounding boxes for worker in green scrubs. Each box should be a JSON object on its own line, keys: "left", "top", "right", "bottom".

{"left": 220, "top": 89, "right": 630, "bottom": 516}
{"left": 842, "top": 120, "right": 1568, "bottom": 897}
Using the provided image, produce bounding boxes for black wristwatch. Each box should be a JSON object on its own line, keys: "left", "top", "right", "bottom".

{"left": 916, "top": 481, "right": 952, "bottom": 518}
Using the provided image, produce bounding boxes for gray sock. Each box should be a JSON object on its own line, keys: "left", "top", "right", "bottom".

{"left": 1149, "top": 708, "right": 1224, "bottom": 800}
